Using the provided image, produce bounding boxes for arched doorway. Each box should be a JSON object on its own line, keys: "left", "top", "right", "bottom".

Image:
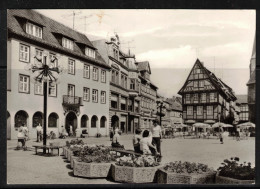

{"left": 81, "top": 115, "right": 88, "bottom": 128}
{"left": 48, "top": 113, "right": 59, "bottom": 128}
{"left": 33, "top": 111, "right": 43, "bottom": 127}
{"left": 7, "top": 111, "right": 11, "bottom": 140}
{"left": 100, "top": 116, "right": 107, "bottom": 128}
{"left": 14, "top": 110, "right": 29, "bottom": 128}
{"left": 111, "top": 115, "right": 119, "bottom": 130}
{"left": 65, "top": 112, "right": 77, "bottom": 136}
{"left": 91, "top": 115, "right": 98, "bottom": 128}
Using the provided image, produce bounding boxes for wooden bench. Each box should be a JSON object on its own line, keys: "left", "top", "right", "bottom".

{"left": 32, "top": 145, "right": 63, "bottom": 156}
{"left": 112, "top": 149, "right": 142, "bottom": 157}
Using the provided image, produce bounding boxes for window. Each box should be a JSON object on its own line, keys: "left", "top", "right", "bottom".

{"left": 194, "top": 81, "right": 198, "bottom": 88}
{"left": 187, "top": 106, "right": 193, "bottom": 115}
{"left": 85, "top": 47, "right": 95, "bottom": 59}
{"left": 49, "top": 83, "right": 57, "bottom": 97}
{"left": 83, "top": 64, "right": 90, "bottom": 78}
{"left": 194, "top": 94, "right": 198, "bottom": 102}
{"left": 195, "top": 68, "right": 201, "bottom": 74}
{"left": 93, "top": 67, "right": 98, "bottom": 81}
{"left": 210, "top": 93, "right": 215, "bottom": 102}
{"left": 35, "top": 49, "right": 43, "bottom": 63}
{"left": 19, "top": 44, "right": 30, "bottom": 62}
{"left": 49, "top": 53, "right": 58, "bottom": 67}
{"left": 120, "top": 97, "right": 126, "bottom": 110}
{"left": 101, "top": 91, "right": 106, "bottom": 104}
{"left": 91, "top": 116, "right": 97, "bottom": 128}
{"left": 101, "top": 70, "right": 106, "bottom": 83}
{"left": 68, "top": 84, "right": 75, "bottom": 96}
{"left": 124, "top": 76, "right": 127, "bottom": 89}
{"left": 92, "top": 89, "right": 98, "bottom": 102}
{"left": 207, "top": 106, "right": 213, "bottom": 115}
{"left": 100, "top": 116, "right": 106, "bottom": 128}
{"left": 68, "top": 59, "right": 75, "bottom": 75}
{"left": 197, "top": 106, "right": 203, "bottom": 115}
{"left": 128, "top": 100, "right": 133, "bottom": 112}
{"left": 34, "top": 81, "right": 43, "bottom": 95}
{"left": 121, "top": 74, "right": 125, "bottom": 88}
{"left": 130, "top": 79, "right": 135, "bottom": 90}
{"left": 199, "top": 80, "right": 204, "bottom": 88}
{"left": 186, "top": 94, "right": 190, "bottom": 103}
{"left": 26, "top": 22, "right": 42, "bottom": 38}
{"left": 83, "top": 87, "right": 90, "bottom": 101}
{"left": 19, "top": 75, "right": 30, "bottom": 93}
{"left": 111, "top": 94, "right": 118, "bottom": 109}
{"left": 201, "top": 93, "right": 206, "bottom": 102}
{"left": 111, "top": 70, "right": 115, "bottom": 83}
{"left": 48, "top": 113, "right": 58, "bottom": 128}
{"left": 62, "top": 37, "right": 74, "bottom": 50}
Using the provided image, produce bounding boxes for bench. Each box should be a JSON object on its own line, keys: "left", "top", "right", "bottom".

{"left": 112, "top": 149, "right": 142, "bottom": 157}
{"left": 32, "top": 145, "right": 63, "bottom": 156}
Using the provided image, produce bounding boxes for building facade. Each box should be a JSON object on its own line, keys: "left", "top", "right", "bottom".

{"left": 136, "top": 61, "right": 158, "bottom": 130}
{"left": 166, "top": 96, "right": 183, "bottom": 125}
{"left": 178, "top": 59, "right": 237, "bottom": 125}
{"left": 247, "top": 36, "right": 256, "bottom": 123}
{"left": 236, "top": 95, "right": 249, "bottom": 123}
{"left": 7, "top": 9, "right": 110, "bottom": 139}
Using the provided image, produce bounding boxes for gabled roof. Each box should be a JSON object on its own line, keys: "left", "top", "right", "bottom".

{"left": 236, "top": 95, "right": 248, "bottom": 104}
{"left": 8, "top": 9, "right": 109, "bottom": 69}
{"left": 178, "top": 59, "right": 236, "bottom": 101}
{"left": 136, "top": 61, "right": 151, "bottom": 74}
{"left": 247, "top": 70, "right": 256, "bottom": 85}
{"left": 166, "top": 98, "right": 182, "bottom": 111}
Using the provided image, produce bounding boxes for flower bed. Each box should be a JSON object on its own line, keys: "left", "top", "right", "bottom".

{"left": 216, "top": 157, "right": 255, "bottom": 184}
{"left": 157, "top": 161, "right": 216, "bottom": 184}
{"left": 73, "top": 145, "right": 116, "bottom": 178}
{"left": 111, "top": 155, "right": 161, "bottom": 183}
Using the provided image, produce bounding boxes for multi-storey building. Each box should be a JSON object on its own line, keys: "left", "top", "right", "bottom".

{"left": 178, "top": 59, "right": 237, "bottom": 125}
{"left": 236, "top": 95, "right": 249, "bottom": 123}
{"left": 166, "top": 96, "right": 183, "bottom": 125}
{"left": 247, "top": 36, "right": 256, "bottom": 123}
{"left": 92, "top": 36, "right": 141, "bottom": 133}
{"left": 7, "top": 9, "right": 110, "bottom": 139}
{"left": 136, "top": 61, "right": 158, "bottom": 130}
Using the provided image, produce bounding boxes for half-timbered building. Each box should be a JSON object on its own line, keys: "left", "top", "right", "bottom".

{"left": 178, "top": 59, "right": 237, "bottom": 125}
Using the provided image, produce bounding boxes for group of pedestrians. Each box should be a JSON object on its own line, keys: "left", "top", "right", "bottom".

{"left": 132, "top": 119, "right": 162, "bottom": 159}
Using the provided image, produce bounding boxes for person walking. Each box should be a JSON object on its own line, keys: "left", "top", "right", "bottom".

{"left": 219, "top": 126, "right": 224, "bottom": 144}
{"left": 17, "top": 127, "right": 26, "bottom": 150}
{"left": 151, "top": 119, "right": 162, "bottom": 156}
{"left": 36, "top": 124, "right": 42, "bottom": 142}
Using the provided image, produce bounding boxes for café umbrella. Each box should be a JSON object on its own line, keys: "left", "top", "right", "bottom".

{"left": 237, "top": 122, "right": 255, "bottom": 128}
{"left": 212, "top": 122, "right": 226, "bottom": 128}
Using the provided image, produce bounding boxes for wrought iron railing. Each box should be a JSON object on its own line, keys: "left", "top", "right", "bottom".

{"left": 63, "top": 95, "right": 83, "bottom": 106}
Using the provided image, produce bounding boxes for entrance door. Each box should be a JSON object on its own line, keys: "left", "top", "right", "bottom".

{"left": 111, "top": 115, "right": 119, "bottom": 130}
{"left": 66, "top": 112, "right": 77, "bottom": 136}
{"left": 7, "top": 112, "right": 11, "bottom": 140}
{"left": 120, "top": 122, "right": 125, "bottom": 133}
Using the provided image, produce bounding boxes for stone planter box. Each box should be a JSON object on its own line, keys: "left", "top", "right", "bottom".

{"left": 216, "top": 172, "right": 254, "bottom": 184}
{"left": 73, "top": 159, "right": 112, "bottom": 178}
{"left": 111, "top": 164, "right": 161, "bottom": 183}
{"left": 70, "top": 155, "right": 78, "bottom": 169}
{"left": 67, "top": 150, "right": 72, "bottom": 161}
{"left": 157, "top": 168, "right": 216, "bottom": 184}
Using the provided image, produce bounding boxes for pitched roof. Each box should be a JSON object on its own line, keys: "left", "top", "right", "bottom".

{"left": 178, "top": 59, "right": 236, "bottom": 101}
{"left": 236, "top": 95, "right": 248, "bottom": 104}
{"left": 247, "top": 69, "right": 255, "bottom": 85}
{"left": 7, "top": 9, "right": 109, "bottom": 69}
{"left": 166, "top": 98, "right": 182, "bottom": 111}
{"left": 136, "top": 61, "right": 151, "bottom": 74}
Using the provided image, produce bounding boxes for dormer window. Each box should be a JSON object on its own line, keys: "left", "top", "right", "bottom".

{"left": 26, "top": 22, "right": 42, "bottom": 39}
{"left": 85, "top": 47, "right": 95, "bottom": 59}
{"left": 62, "top": 37, "right": 74, "bottom": 50}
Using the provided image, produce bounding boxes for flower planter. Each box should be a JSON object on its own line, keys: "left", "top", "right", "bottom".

{"left": 216, "top": 172, "right": 254, "bottom": 184}
{"left": 111, "top": 164, "right": 161, "bottom": 183}
{"left": 62, "top": 147, "right": 67, "bottom": 157}
{"left": 157, "top": 168, "right": 216, "bottom": 184}
{"left": 73, "top": 159, "right": 112, "bottom": 178}
{"left": 67, "top": 150, "right": 72, "bottom": 161}
{"left": 70, "top": 155, "right": 78, "bottom": 169}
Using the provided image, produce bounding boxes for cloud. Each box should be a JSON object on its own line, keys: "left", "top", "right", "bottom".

{"left": 120, "top": 27, "right": 163, "bottom": 37}
{"left": 136, "top": 46, "right": 197, "bottom": 69}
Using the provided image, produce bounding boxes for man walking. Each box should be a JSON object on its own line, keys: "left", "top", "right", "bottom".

{"left": 219, "top": 125, "right": 224, "bottom": 144}
{"left": 36, "top": 124, "right": 42, "bottom": 142}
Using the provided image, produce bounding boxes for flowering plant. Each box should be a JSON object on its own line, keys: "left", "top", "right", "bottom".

{"left": 217, "top": 157, "right": 255, "bottom": 180}
{"left": 78, "top": 145, "right": 116, "bottom": 163}
{"left": 163, "top": 161, "right": 213, "bottom": 174}
{"left": 66, "top": 139, "right": 84, "bottom": 147}
{"left": 116, "top": 155, "right": 160, "bottom": 167}
{"left": 70, "top": 144, "right": 85, "bottom": 156}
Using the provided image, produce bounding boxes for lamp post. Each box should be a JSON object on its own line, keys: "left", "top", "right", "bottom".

{"left": 157, "top": 100, "right": 165, "bottom": 126}
{"left": 25, "top": 54, "right": 63, "bottom": 153}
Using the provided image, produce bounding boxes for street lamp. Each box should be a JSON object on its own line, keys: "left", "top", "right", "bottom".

{"left": 25, "top": 53, "right": 63, "bottom": 153}
{"left": 156, "top": 99, "right": 166, "bottom": 126}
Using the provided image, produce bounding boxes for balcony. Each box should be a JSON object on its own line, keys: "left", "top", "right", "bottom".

{"left": 62, "top": 95, "right": 83, "bottom": 106}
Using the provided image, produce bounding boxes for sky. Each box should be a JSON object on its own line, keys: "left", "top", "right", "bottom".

{"left": 36, "top": 9, "right": 255, "bottom": 97}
